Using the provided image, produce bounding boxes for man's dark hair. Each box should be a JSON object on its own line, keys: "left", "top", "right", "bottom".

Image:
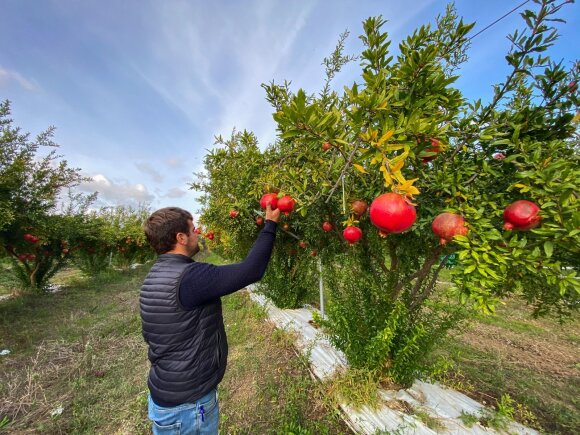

{"left": 144, "top": 207, "right": 193, "bottom": 254}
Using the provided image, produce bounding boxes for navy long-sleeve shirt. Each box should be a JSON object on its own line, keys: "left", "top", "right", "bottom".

{"left": 178, "top": 220, "right": 277, "bottom": 309}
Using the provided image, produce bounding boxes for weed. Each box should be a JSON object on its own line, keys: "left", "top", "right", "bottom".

{"left": 413, "top": 407, "right": 446, "bottom": 431}
{"left": 497, "top": 393, "right": 515, "bottom": 420}
{"left": 324, "top": 367, "right": 385, "bottom": 411}
{"left": 479, "top": 407, "right": 510, "bottom": 432}
{"left": 459, "top": 411, "right": 479, "bottom": 427}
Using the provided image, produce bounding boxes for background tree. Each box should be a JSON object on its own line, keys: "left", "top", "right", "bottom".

{"left": 0, "top": 100, "right": 95, "bottom": 290}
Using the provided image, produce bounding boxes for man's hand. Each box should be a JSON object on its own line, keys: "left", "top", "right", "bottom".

{"left": 265, "top": 202, "right": 281, "bottom": 223}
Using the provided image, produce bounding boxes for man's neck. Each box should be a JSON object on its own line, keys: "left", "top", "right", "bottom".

{"left": 165, "top": 249, "right": 191, "bottom": 257}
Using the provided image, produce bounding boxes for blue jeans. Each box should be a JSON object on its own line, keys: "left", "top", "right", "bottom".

{"left": 148, "top": 389, "right": 219, "bottom": 435}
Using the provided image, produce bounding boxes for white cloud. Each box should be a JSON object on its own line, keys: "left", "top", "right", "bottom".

{"left": 165, "top": 158, "right": 185, "bottom": 169}
{"left": 135, "top": 161, "right": 164, "bottom": 183}
{"left": 0, "top": 66, "right": 39, "bottom": 91}
{"left": 79, "top": 174, "right": 155, "bottom": 205}
{"left": 163, "top": 187, "right": 187, "bottom": 198}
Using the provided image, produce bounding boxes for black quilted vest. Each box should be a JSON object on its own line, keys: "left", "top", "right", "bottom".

{"left": 140, "top": 254, "right": 228, "bottom": 406}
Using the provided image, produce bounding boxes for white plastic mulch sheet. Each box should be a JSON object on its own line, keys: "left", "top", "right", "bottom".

{"left": 247, "top": 287, "right": 538, "bottom": 435}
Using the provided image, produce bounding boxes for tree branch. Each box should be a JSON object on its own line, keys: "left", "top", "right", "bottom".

{"left": 410, "top": 253, "right": 450, "bottom": 312}
{"left": 391, "top": 245, "right": 443, "bottom": 302}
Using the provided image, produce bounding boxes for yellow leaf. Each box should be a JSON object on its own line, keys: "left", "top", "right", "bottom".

{"left": 364, "top": 129, "right": 378, "bottom": 143}
{"left": 391, "top": 159, "right": 405, "bottom": 173}
{"left": 381, "top": 166, "right": 393, "bottom": 185}
{"left": 370, "top": 151, "right": 381, "bottom": 165}
{"left": 400, "top": 178, "right": 419, "bottom": 189}
{"left": 353, "top": 164, "right": 367, "bottom": 174}
{"left": 404, "top": 185, "right": 420, "bottom": 196}
{"left": 377, "top": 129, "right": 395, "bottom": 145}
{"left": 514, "top": 183, "right": 526, "bottom": 188}
{"left": 573, "top": 112, "right": 580, "bottom": 123}
{"left": 383, "top": 143, "right": 406, "bottom": 151}
{"left": 390, "top": 150, "right": 409, "bottom": 166}
{"left": 394, "top": 171, "right": 407, "bottom": 184}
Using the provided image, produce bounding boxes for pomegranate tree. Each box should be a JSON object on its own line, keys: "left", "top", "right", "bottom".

{"left": 192, "top": 2, "right": 579, "bottom": 389}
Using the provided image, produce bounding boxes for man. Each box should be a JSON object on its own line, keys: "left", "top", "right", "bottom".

{"left": 141, "top": 203, "right": 280, "bottom": 434}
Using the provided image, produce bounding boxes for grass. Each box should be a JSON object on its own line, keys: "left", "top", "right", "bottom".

{"left": 218, "top": 292, "right": 349, "bottom": 433}
{"left": 3, "top": 251, "right": 577, "bottom": 433}
{"left": 0, "top": 260, "right": 19, "bottom": 297}
{"left": 428, "top": 298, "right": 580, "bottom": 434}
{"left": 0, "top": 254, "right": 350, "bottom": 434}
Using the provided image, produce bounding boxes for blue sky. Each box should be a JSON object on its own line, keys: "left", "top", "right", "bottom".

{"left": 1, "top": 0, "right": 578, "bottom": 217}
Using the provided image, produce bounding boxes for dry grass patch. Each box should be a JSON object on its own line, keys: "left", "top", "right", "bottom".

{"left": 431, "top": 297, "right": 580, "bottom": 434}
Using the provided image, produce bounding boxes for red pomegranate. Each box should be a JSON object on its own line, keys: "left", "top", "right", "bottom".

{"left": 432, "top": 213, "right": 468, "bottom": 245}
{"left": 351, "top": 200, "right": 368, "bottom": 216}
{"left": 322, "top": 221, "right": 333, "bottom": 232}
{"left": 17, "top": 254, "right": 28, "bottom": 262}
{"left": 310, "top": 250, "right": 318, "bottom": 257}
{"left": 370, "top": 193, "right": 416, "bottom": 234}
{"left": 229, "top": 210, "right": 239, "bottom": 219}
{"left": 298, "top": 240, "right": 307, "bottom": 249}
{"left": 194, "top": 227, "right": 202, "bottom": 234}
{"left": 343, "top": 226, "right": 363, "bottom": 244}
{"left": 282, "top": 223, "right": 290, "bottom": 231}
{"left": 23, "top": 233, "right": 39, "bottom": 243}
{"left": 277, "top": 195, "right": 295, "bottom": 215}
{"left": 255, "top": 217, "right": 264, "bottom": 226}
{"left": 260, "top": 193, "right": 279, "bottom": 210}
{"left": 322, "top": 142, "right": 331, "bottom": 151}
{"left": 503, "top": 200, "right": 541, "bottom": 231}
{"left": 418, "top": 138, "right": 442, "bottom": 163}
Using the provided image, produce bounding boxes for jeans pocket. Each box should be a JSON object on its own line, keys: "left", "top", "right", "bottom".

{"left": 200, "top": 389, "right": 218, "bottom": 414}
{"left": 152, "top": 420, "right": 181, "bottom": 435}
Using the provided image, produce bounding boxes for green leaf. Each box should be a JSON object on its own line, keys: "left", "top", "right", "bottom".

{"left": 464, "top": 264, "right": 476, "bottom": 274}
{"left": 543, "top": 241, "right": 553, "bottom": 258}
{"left": 281, "top": 129, "right": 301, "bottom": 139}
